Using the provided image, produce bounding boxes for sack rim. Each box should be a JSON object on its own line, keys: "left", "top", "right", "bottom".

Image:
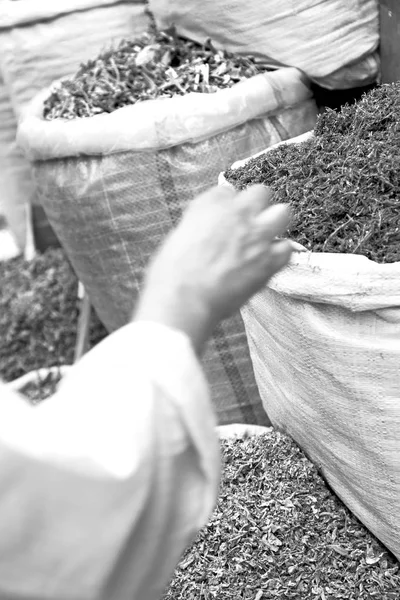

{"left": 16, "top": 68, "right": 313, "bottom": 159}
{"left": 220, "top": 132, "right": 400, "bottom": 306}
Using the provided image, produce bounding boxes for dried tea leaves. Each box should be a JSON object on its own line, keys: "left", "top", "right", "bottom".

{"left": 0, "top": 249, "right": 107, "bottom": 382}
{"left": 225, "top": 83, "right": 400, "bottom": 263}
{"left": 44, "top": 27, "right": 264, "bottom": 120}
{"left": 21, "top": 369, "right": 63, "bottom": 405}
{"left": 164, "top": 432, "right": 399, "bottom": 599}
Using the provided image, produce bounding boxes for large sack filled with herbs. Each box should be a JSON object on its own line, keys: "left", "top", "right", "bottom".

{"left": 17, "top": 26, "right": 317, "bottom": 427}
{"left": 0, "top": 0, "right": 149, "bottom": 253}
{"left": 222, "top": 82, "right": 400, "bottom": 561}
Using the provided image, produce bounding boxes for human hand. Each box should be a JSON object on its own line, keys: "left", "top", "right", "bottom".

{"left": 134, "top": 184, "right": 293, "bottom": 355}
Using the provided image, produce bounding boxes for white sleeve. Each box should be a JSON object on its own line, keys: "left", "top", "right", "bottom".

{"left": 0, "top": 322, "right": 220, "bottom": 600}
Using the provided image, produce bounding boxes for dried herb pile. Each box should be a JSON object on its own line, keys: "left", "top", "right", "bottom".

{"left": 44, "top": 27, "right": 264, "bottom": 120}
{"left": 165, "top": 432, "right": 399, "bottom": 600}
{"left": 0, "top": 249, "right": 107, "bottom": 382}
{"left": 225, "top": 83, "right": 400, "bottom": 263}
{"left": 20, "top": 369, "right": 64, "bottom": 405}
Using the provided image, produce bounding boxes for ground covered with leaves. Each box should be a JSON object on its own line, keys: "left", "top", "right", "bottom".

{"left": 0, "top": 249, "right": 107, "bottom": 382}
{"left": 225, "top": 82, "right": 400, "bottom": 263}
{"left": 44, "top": 26, "right": 265, "bottom": 120}
{"left": 164, "top": 432, "right": 399, "bottom": 600}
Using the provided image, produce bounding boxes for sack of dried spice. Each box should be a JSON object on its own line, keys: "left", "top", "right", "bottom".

{"left": 0, "top": 0, "right": 149, "bottom": 254}
{"left": 148, "top": 0, "right": 380, "bottom": 90}
{"left": 16, "top": 28, "right": 317, "bottom": 426}
{"left": 220, "top": 84, "right": 400, "bottom": 559}
{"left": 166, "top": 432, "right": 400, "bottom": 599}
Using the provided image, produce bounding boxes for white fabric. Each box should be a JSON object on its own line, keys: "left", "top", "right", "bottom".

{"left": 220, "top": 135, "right": 400, "bottom": 561}
{"left": 0, "top": 228, "right": 20, "bottom": 261}
{"left": 0, "top": 71, "right": 29, "bottom": 250}
{"left": 0, "top": 321, "right": 220, "bottom": 600}
{"left": 217, "top": 424, "right": 272, "bottom": 439}
{"left": 240, "top": 286, "right": 400, "bottom": 562}
{"left": 148, "top": 0, "right": 379, "bottom": 88}
{"left": 0, "top": 0, "right": 145, "bottom": 29}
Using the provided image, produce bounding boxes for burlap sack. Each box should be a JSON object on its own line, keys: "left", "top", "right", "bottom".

{"left": 220, "top": 135, "right": 400, "bottom": 559}
{"left": 148, "top": 0, "right": 379, "bottom": 90}
{"left": 17, "top": 68, "right": 317, "bottom": 426}
{"left": 0, "top": 0, "right": 149, "bottom": 252}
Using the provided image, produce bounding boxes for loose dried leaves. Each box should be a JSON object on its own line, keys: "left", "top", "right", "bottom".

{"left": 21, "top": 369, "right": 63, "bottom": 405}
{"left": 0, "top": 249, "right": 107, "bottom": 382}
{"left": 164, "top": 432, "right": 399, "bottom": 600}
{"left": 44, "top": 27, "right": 264, "bottom": 120}
{"left": 225, "top": 83, "right": 400, "bottom": 263}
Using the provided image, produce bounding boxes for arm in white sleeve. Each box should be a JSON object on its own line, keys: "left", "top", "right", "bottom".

{"left": 0, "top": 322, "right": 220, "bottom": 600}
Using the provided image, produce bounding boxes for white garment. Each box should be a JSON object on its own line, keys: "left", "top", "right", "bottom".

{"left": 0, "top": 322, "right": 220, "bottom": 600}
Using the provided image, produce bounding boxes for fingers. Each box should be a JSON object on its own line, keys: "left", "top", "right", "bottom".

{"left": 290, "top": 240, "right": 308, "bottom": 252}
{"left": 235, "top": 185, "right": 290, "bottom": 239}
{"left": 268, "top": 239, "right": 293, "bottom": 274}
{"left": 236, "top": 184, "right": 275, "bottom": 215}
{"left": 193, "top": 184, "right": 274, "bottom": 218}
{"left": 188, "top": 184, "right": 235, "bottom": 213}
{"left": 255, "top": 203, "right": 291, "bottom": 240}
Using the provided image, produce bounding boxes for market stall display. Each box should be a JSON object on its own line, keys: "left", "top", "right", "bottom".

{"left": 17, "top": 27, "right": 318, "bottom": 425}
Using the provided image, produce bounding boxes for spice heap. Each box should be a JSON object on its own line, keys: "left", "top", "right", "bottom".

{"left": 0, "top": 249, "right": 107, "bottom": 382}
{"left": 225, "top": 83, "right": 400, "bottom": 263}
{"left": 44, "top": 27, "right": 264, "bottom": 120}
{"left": 164, "top": 432, "right": 399, "bottom": 599}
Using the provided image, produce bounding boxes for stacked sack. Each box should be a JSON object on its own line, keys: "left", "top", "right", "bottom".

{"left": 0, "top": 0, "right": 149, "bottom": 253}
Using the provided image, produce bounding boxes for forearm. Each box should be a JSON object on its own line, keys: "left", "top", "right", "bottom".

{"left": 134, "top": 272, "right": 216, "bottom": 358}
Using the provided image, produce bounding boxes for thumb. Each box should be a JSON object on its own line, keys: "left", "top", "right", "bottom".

{"left": 267, "top": 239, "right": 293, "bottom": 275}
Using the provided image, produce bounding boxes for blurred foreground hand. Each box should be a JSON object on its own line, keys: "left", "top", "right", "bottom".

{"left": 136, "top": 184, "right": 293, "bottom": 354}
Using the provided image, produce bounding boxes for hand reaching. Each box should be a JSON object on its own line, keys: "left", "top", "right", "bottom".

{"left": 135, "top": 184, "right": 293, "bottom": 354}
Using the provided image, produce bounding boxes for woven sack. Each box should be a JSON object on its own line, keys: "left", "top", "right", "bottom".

{"left": 220, "top": 134, "right": 400, "bottom": 559}
{"left": 0, "top": 0, "right": 149, "bottom": 252}
{"left": 17, "top": 67, "right": 317, "bottom": 426}
{"left": 0, "top": 71, "right": 28, "bottom": 250}
{"left": 148, "top": 0, "right": 379, "bottom": 90}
